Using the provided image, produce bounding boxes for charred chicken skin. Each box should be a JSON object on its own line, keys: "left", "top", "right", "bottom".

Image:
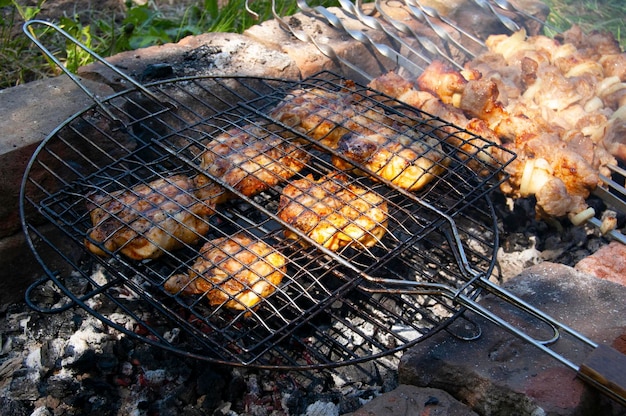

{"left": 85, "top": 174, "right": 216, "bottom": 260}
{"left": 270, "top": 86, "right": 449, "bottom": 190}
{"left": 164, "top": 233, "right": 286, "bottom": 310}
{"left": 277, "top": 172, "right": 388, "bottom": 251}
{"left": 199, "top": 126, "right": 310, "bottom": 199}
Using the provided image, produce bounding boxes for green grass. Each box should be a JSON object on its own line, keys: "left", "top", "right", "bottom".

{"left": 1, "top": 0, "right": 53, "bottom": 87}
{"left": 543, "top": 0, "right": 625, "bottom": 47}
{"left": 0, "top": 0, "right": 339, "bottom": 89}
{"left": 0, "top": 0, "right": 624, "bottom": 90}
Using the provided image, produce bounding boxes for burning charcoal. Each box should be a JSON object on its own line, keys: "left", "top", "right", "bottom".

{"left": 95, "top": 353, "right": 119, "bottom": 375}
{"left": 212, "top": 401, "right": 234, "bottom": 416}
{"left": 8, "top": 368, "right": 40, "bottom": 401}
{"left": 228, "top": 370, "right": 247, "bottom": 403}
{"left": 196, "top": 368, "right": 228, "bottom": 411}
{"left": 41, "top": 339, "right": 65, "bottom": 370}
{"left": 43, "top": 373, "right": 80, "bottom": 399}
{"left": 142, "top": 368, "right": 167, "bottom": 387}
{"left": 1, "top": 398, "right": 31, "bottom": 416}
{"left": 141, "top": 63, "right": 174, "bottom": 81}
{"left": 338, "top": 395, "right": 362, "bottom": 414}
{"left": 283, "top": 389, "right": 308, "bottom": 415}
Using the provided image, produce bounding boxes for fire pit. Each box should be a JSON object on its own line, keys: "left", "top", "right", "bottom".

{"left": 3, "top": 1, "right": 626, "bottom": 414}
{"left": 21, "top": 19, "right": 515, "bottom": 368}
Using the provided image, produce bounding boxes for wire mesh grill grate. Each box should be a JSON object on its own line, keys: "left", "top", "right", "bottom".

{"left": 21, "top": 71, "right": 514, "bottom": 368}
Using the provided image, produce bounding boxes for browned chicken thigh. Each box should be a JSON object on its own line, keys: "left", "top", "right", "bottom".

{"left": 277, "top": 172, "right": 388, "bottom": 251}
{"left": 199, "top": 126, "right": 310, "bottom": 198}
{"left": 268, "top": 87, "right": 361, "bottom": 149}
{"left": 85, "top": 174, "right": 216, "bottom": 260}
{"left": 332, "top": 127, "right": 449, "bottom": 191}
{"left": 164, "top": 233, "right": 286, "bottom": 310}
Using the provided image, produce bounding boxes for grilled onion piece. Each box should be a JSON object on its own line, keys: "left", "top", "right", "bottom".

{"left": 332, "top": 128, "right": 450, "bottom": 191}
{"left": 164, "top": 233, "right": 286, "bottom": 310}
{"left": 199, "top": 126, "right": 310, "bottom": 199}
{"left": 85, "top": 174, "right": 216, "bottom": 260}
{"left": 277, "top": 172, "right": 388, "bottom": 251}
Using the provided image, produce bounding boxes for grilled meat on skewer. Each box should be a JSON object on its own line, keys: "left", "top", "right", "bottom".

{"left": 368, "top": 25, "right": 626, "bottom": 219}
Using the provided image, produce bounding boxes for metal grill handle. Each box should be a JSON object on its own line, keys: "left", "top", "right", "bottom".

{"left": 23, "top": 20, "right": 171, "bottom": 127}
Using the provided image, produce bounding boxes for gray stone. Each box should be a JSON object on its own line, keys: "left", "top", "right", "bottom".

{"left": 399, "top": 262, "right": 626, "bottom": 416}
{"left": 77, "top": 31, "right": 301, "bottom": 89}
{"left": 343, "top": 384, "right": 479, "bottom": 416}
{"left": 0, "top": 76, "right": 113, "bottom": 238}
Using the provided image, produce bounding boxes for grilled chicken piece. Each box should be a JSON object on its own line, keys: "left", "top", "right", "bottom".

{"left": 199, "top": 126, "right": 310, "bottom": 198}
{"left": 368, "top": 71, "right": 503, "bottom": 174}
{"left": 268, "top": 88, "right": 360, "bottom": 149}
{"left": 277, "top": 172, "right": 388, "bottom": 251}
{"left": 268, "top": 87, "right": 401, "bottom": 150}
{"left": 332, "top": 127, "right": 450, "bottom": 191}
{"left": 164, "top": 233, "right": 286, "bottom": 310}
{"left": 269, "top": 84, "right": 450, "bottom": 190}
{"left": 85, "top": 174, "right": 217, "bottom": 260}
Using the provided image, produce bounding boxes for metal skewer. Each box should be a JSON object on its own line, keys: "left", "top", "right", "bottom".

{"left": 287, "top": 1, "right": 626, "bottom": 244}
{"left": 297, "top": 0, "right": 424, "bottom": 77}
{"left": 471, "top": 0, "right": 521, "bottom": 32}
{"left": 404, "top": 0, "right": 478, "bottom": 59}
{"left": 373, "top": 0, "right": 464, "bottom": 70}
{"left": 413, "top": 0, "right": 486, "bottom": 48}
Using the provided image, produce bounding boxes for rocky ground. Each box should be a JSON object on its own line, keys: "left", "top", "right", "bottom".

{"left": 0, "top": 299, "right": 398, "bottom": 416}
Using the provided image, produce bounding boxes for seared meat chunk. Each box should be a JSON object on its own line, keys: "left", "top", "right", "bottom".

{"left": 86, "top": 174, "right": 216, "bottom": 260}
{"left": 164, "top": 233, "right": 286, "bottom": 310}
{"left": 199, "top": 126, "right": 310, "bottom": 198}
{"left": 277, "top": 172, "right": 388, "bottom": 251}
{"left": 332, "top": 128, "right": 449, "bottom": 191}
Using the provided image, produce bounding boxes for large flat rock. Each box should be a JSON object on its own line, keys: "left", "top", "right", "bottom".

{"left": 343, "top": 384, "right": 479, "bottom": 416}
{"left": 77, "top": 31, "right": 301, "bottom": 89}
{"left": 399, "top": 262, "right": 626, "bottom": 415}
{"left": 0, "top": 76, "right": 113, "bottom": 238}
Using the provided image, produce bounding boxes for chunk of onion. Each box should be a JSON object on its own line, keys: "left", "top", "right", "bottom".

{"left": 610, "top": 104, "right": 626, "bottom": 121}
{"left": 569, "top": 207, "right": 595, "bottom": 226}
{"left": 596, "top": 76, "right": 620, "bottom": 96}
{"left": 451, "top": 92, "right": 462, "bottom": 108}
{"left": 583, "top": 96, "right": 604, "bottom": 113}
{"left": 519, "top": 159, "right": 535, "bottom": 196}
{"left": 600, "top": 210, "right": 618, "bottom": 235}
{"left": 519, "top": 158, "right": 553, "bottom": 197}
{"left": 565, "top": 61, "right": 604, "bottom": 78}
